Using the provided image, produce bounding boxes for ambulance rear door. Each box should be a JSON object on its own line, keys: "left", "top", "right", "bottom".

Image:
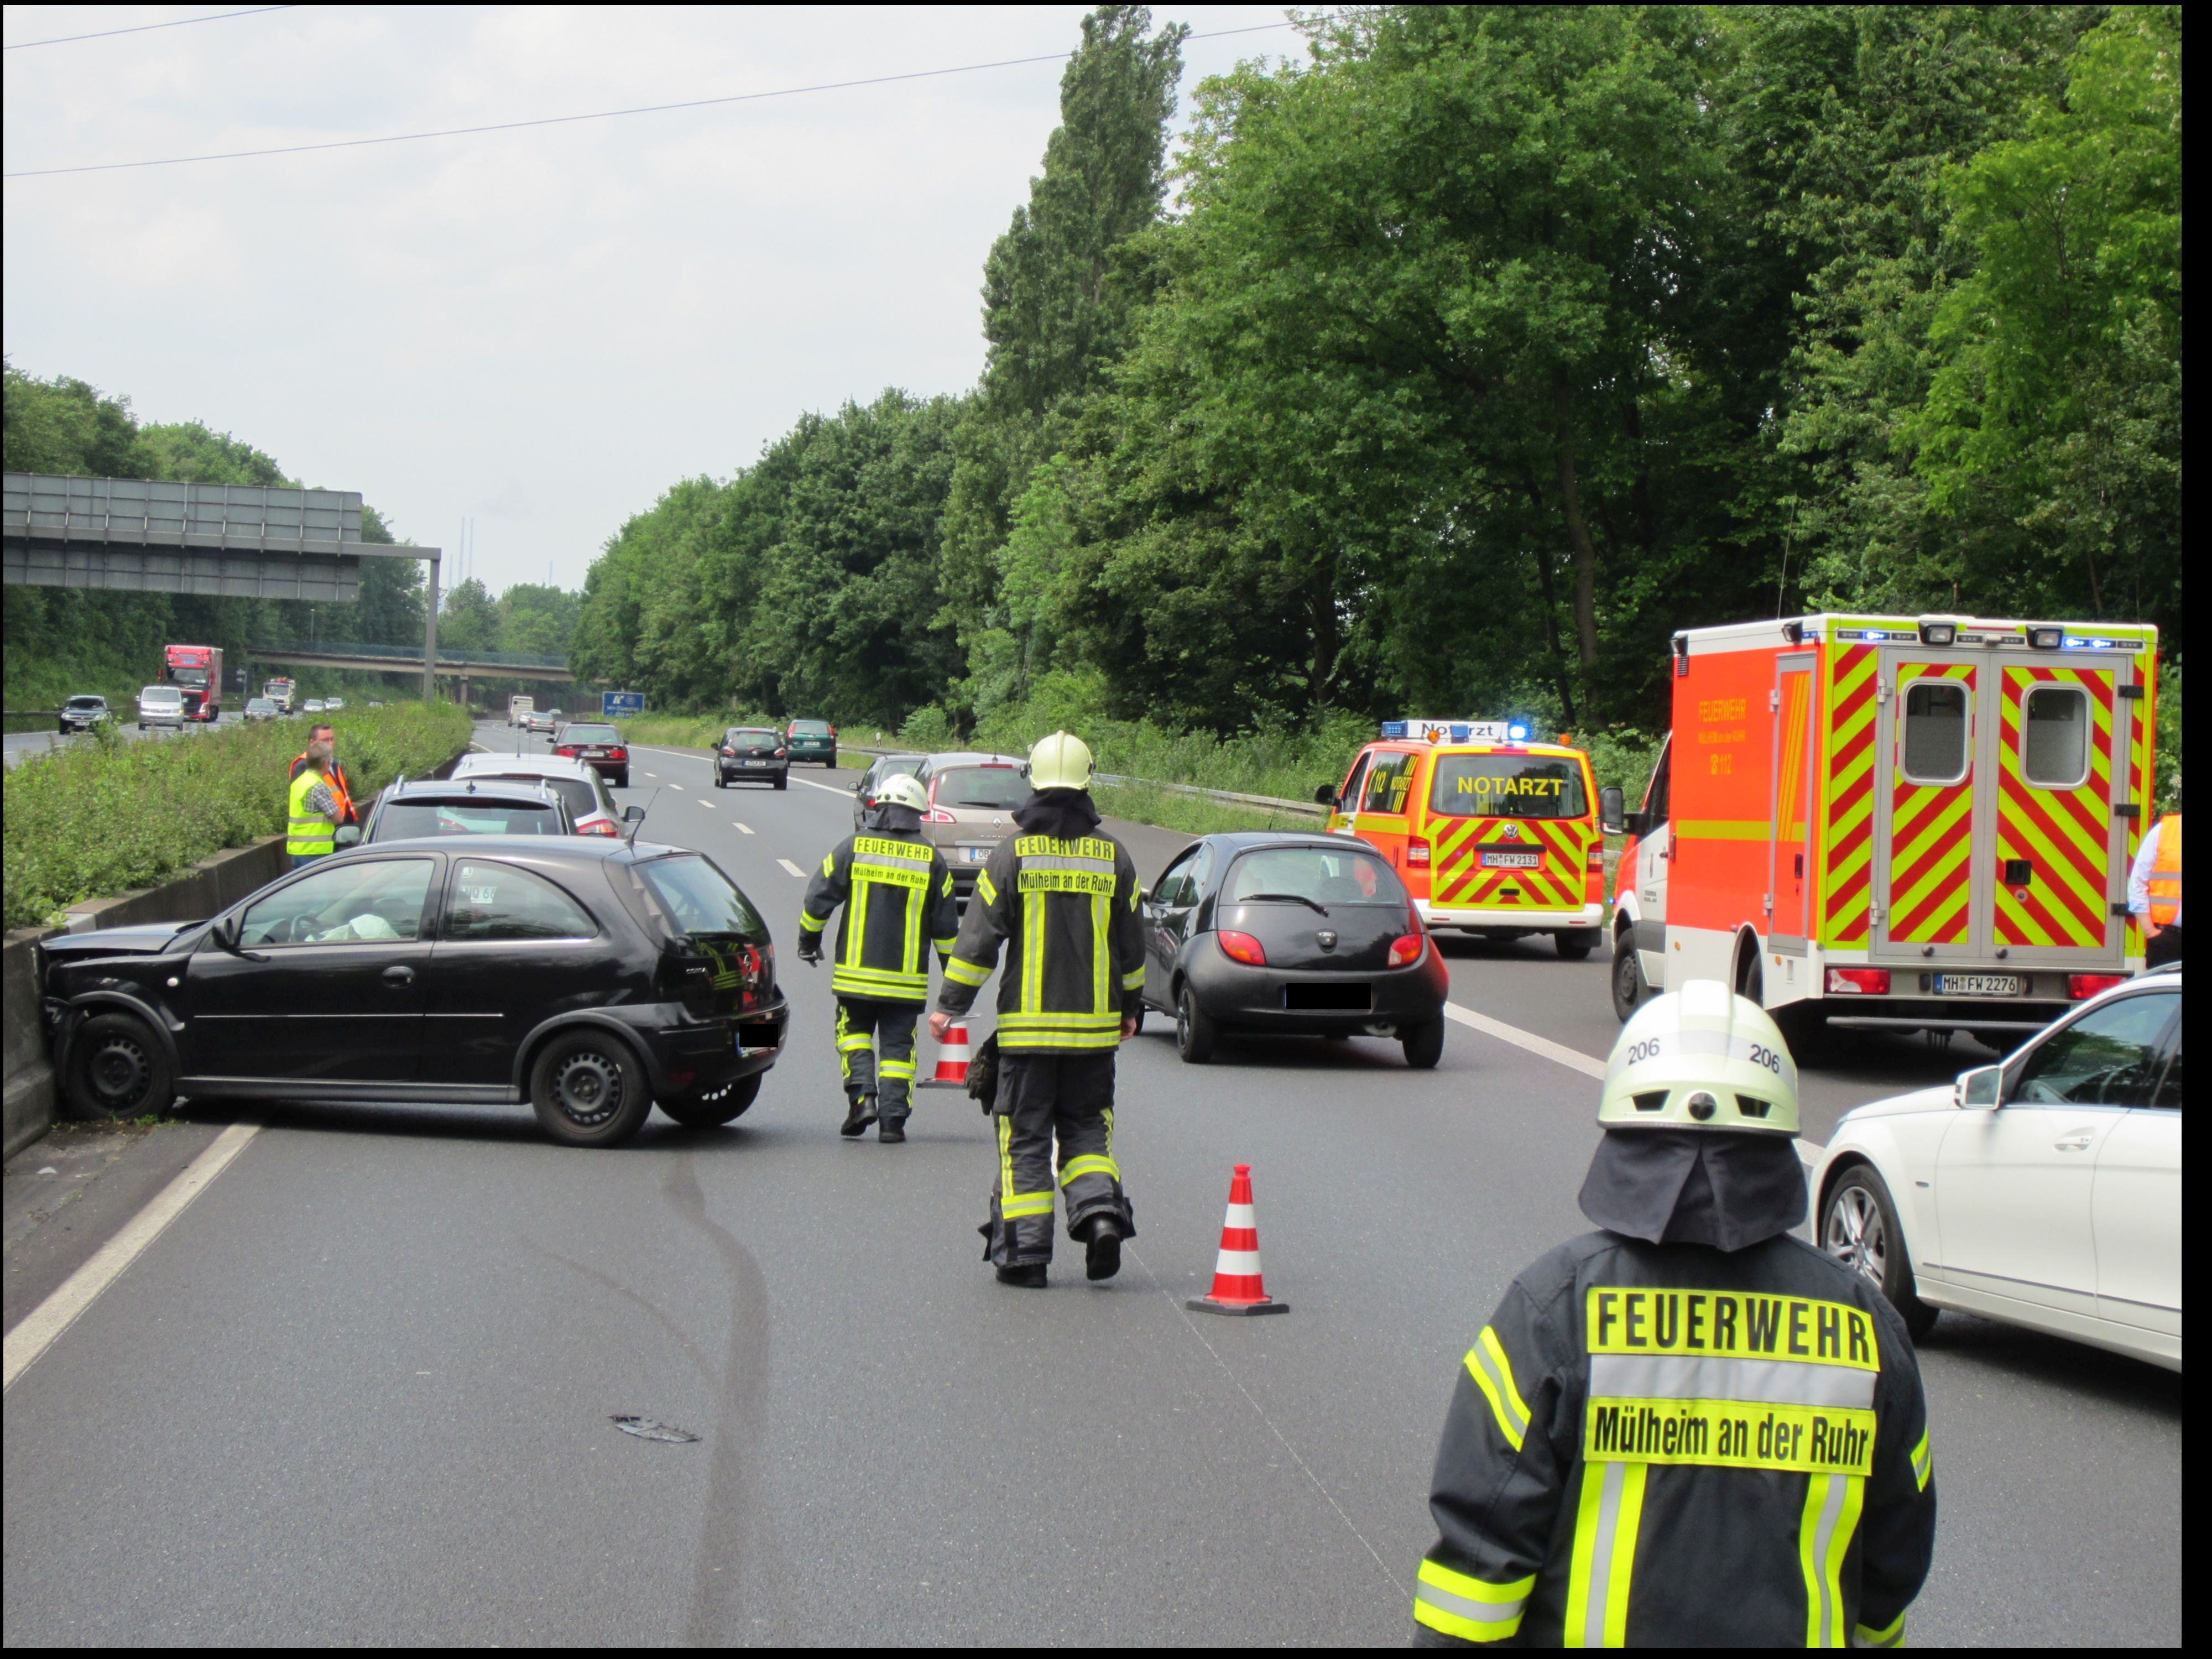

{"left": 1767, "top": 651, "right": 1819, "bottom": 949}
{"left": 1869, "top": 648, "right": 1987, "bottom": 963}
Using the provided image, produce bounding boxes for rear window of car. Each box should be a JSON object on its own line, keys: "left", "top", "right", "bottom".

{"left": 789, "top": 720, "right": 833, "bottom": 735}
{"left": 1224, "top": 846, "right": 1402, "bottom": 906}
{"left": 635, "top": 854, "right": 766, "bottom": 939}
{"left": 375, "top": 800, "right": 561, "bottom": 838}
{"left": 563, "top": 724, "right": 621, "bottom": 745}
{"left": 469, "top": 772, "right": 606, "bottom": 821}
{"left": 727, "top": 728, "right": 779, "bottom": 744}
{"left": 932, "top": 766, "right": 1029, "bottom": 810}
{"left": 1428, "top": 754, "right": 1589, "bottom": 820}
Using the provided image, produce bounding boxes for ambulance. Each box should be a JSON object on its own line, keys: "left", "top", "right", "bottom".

{"left": 1319, "top": 720, "right": 1605, "bottom": 957}
{"left": 1603, "top": 614, "right": 2160, "bottom": 1046}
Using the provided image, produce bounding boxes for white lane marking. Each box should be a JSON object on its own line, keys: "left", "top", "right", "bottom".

{"left": 778, "top": 858, "right": 808, "bottom": 878}
{"left": 734, "top": 822, "right": 754, "bottom": 835}
{"left": 3, "top": 1120, "right": 262, "bottom": 1391}
{"left": 669, "top": 784, "right": 684, "bottom": 791}
{"left": 1443, "top": 1002, "right": 1605, "bottom": 1079}
{"left": 790, "top": 775, "right": 852, "bottom": 797}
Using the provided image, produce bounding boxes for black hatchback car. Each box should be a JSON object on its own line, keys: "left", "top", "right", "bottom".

{"left": 40, "top": 839, "right": 789, "bottom": 1147}
{"left": 1141, "top": 833, "right": 1450, "bottom": 1067}
{"left": 714, "top": 727, "right": 789, "bottom": 789}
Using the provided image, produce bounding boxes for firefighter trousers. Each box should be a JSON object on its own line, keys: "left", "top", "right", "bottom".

{"left": 834, "top": 998, "right": 919, "bottom": 1123}
{"left": 981, "top": 1051, "right": 1134, "bottom": 1267}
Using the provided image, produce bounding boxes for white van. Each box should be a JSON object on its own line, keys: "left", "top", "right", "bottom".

{"left": 137, "top": 685, "right": 185, "bottom": 731}
{"left": 509, "top": 695, "right": 535, "bottom": 727}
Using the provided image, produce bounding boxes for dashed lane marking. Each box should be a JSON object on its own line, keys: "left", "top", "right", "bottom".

{"left": 4, "top": 1120, "right": 263, "bottom": 1391}
{"left": 734, "top": 822, "right": 754, "bottom": 835}
{"left": 776, "top": 858, "right": 807, "bottom": 878}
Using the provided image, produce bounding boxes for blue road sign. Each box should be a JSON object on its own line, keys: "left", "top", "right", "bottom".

{"left": 602, "top": 690, "right": 645, "bottom": 719}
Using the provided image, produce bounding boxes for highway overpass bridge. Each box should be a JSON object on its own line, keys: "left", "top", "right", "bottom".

{"left": 249, "top": 640, "right": 575, "bottom": 702}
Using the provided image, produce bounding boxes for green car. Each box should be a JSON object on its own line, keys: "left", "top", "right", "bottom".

{"left": 785, "top": 718, "right": 838, "bottom": 767}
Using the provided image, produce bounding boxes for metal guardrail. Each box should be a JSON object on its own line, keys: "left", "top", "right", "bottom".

{"left": 837, "top": 742, "right": 1327, "bottom": 819}
{"left": 256, "top": 639, "right": 573, "bottom": 669}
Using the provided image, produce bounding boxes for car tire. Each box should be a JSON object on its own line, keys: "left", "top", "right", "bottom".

{"left": 659, "top": 1074, "right": 763, "bottom": 1128}
{"left": 615, "top": 773, "right": 629, "bottom": 789}
{"left": 774, "top": 775, "right": 787, "bottom": 791}
{"left": 1176, "top": 986, "right": 1217, "bottom": 1064}
{"left": 1821, "top": 1164, "right": 1938, "bottom": 1339}
{"left": 1401, "top": 1018, "right": 1445, "bottom": 1069}
{"left": 1557, "top": 928, "right": 1598, "bottom": 962}
{"left": 528, "top": 1029, "right": 653, "bottom": 1147}
{"left": 1611, "top": 926, "right": 1649, "bottom": 1021}
{"left": 65, "top": 1011, "right": 176, "bottom": 1121}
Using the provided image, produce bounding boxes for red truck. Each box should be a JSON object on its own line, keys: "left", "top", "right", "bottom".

{"left": 161, "top": 644, "right": 225, "bottom": 721}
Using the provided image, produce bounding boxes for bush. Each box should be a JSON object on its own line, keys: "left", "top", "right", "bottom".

{"left": 2, "top": 701, "right": 471, "bottom": 928}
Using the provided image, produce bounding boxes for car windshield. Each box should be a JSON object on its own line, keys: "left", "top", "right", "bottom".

{"left": 66, "top": 696, "right": 105, "bottom": 709}
{"left": 934, "top": 766, "right": 1029, "bottom": 810}
{"left": 374, "top": 799, "right": 560, "bottom": 838}
{"left": 140, "top": 687, "right": 180, "bottom": 703}
{"left": 1428, "top": 754, "right": 1589, "bottom": 820}
{"left": 789, "top": 720, "right": 833, "bottom": 735}
{"left": 466, "top": 773, "right": 606, "bottom": 821}
{"left": 1224, "top": 846, "right": 1397, "bottom": 906}
{"left": 637, "top": 854, "right": 765, "bottom": 938}
{"left": 563, "top": 724, "right": 620, "bottom": 745}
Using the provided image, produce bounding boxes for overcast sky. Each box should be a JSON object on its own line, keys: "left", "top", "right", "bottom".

{"left": 3, "top": 3, "right": 1298, "bottom": 595}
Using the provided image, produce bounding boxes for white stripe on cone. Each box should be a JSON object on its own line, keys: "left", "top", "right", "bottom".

{"left": 1224, "top": 1204, "right": 1255, "bottom": 1228}
{"left": 1212, "top": 1249, "right": 1262, "bottom": 1276}
{"left": 930, "top": 1021, "right": 972, "bottom": 1085}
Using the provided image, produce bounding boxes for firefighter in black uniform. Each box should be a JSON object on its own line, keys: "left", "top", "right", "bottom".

{"left": 1413, "top": 980, "right": 1936, "bottom": 1647}
{"left": 930, "top": 732, "right": 1145, "bottom": 1288}
{"left": 797, "top": 772, "right": 959, "bottom": 1143}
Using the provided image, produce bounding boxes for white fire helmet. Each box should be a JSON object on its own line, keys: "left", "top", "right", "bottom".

{"left": 1599, "top": 979, "right": 1800, "bottom": 1136}
{"left": 874, "top": 773, "right": 928, "bottom": 813}
{"left": 1025, "top": 731, "right": 1095, "bottom": 792}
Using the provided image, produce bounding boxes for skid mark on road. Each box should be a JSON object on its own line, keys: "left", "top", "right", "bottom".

{"left": 523, "top": 1239, "right": 715, "bottom": 1390}
{"left": 1128, "top": 1242, "right": 1406, "bottom": 1599}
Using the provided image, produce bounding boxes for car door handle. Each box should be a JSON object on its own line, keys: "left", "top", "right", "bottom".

{"left": 2053, "top": 1130, "right": 2095, "bottom": 1151}
{"left": 382, "top": 965, "right": 416, "bottom": 987}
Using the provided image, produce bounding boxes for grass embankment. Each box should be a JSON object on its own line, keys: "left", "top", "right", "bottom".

{"left": 2, "top": 701, "right": 472, "bottom": 928}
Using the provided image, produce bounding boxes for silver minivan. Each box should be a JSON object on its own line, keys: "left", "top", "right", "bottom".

{"left": 913, "top": 752, "right": 1030, "bottom": 893}
{"left": 137, "top": 685, "right": 185, "bottom": 731}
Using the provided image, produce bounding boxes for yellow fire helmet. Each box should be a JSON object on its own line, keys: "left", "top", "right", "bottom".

{"left": 1599, "top": 979, "right": 1800, "bottom": 1136}
{"left": 1026, "top": 730, "right": 1095, "bottom": 792}
{"left": 874, "top": 773, "right": 928, "bottom": 813}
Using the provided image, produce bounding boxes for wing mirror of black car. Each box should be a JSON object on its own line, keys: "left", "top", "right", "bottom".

{"left": 1598, "top": 786, "right": 1626, "bottom": 836}
{"left": 213, "top": 913, "right": 270, "bottom": 962}
{"left": 335, "top": 825, "right": 362, "bottom": 848}
{"left": 1313, "top": 783, "right": 1337, "bottom": 807}
{"left": 1954, "top": 1063, "right": 2004, "bottom": 1110}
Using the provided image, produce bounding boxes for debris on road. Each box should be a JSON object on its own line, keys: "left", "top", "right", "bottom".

{"left": 611, "top": 1415, "right": 700, "bottom": 1443}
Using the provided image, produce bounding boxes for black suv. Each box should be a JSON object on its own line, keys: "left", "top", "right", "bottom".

{"left": 714, "top": 727, "right": 789, "bottom": 790}
{"left": 40, "top": 839, "right": 789, "bottom": 1146}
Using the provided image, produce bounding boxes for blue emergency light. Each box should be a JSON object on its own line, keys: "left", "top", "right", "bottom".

{"left": 1508, "top": 724, "right": 1529, "bottom": 741}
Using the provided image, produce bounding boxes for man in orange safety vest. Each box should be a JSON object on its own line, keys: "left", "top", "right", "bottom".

{"left": 2128, "top": 785, "right": 2181, "bottom": 969}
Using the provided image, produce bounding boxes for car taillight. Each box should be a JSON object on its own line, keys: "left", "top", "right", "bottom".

{"left": 2068, "top": 973, "right": 2127, "bottom": 1000}
{"left": 776, "top": 747, "right": 787, "bottom": 758}
{"left": 1388, "top": 933, "right": 1425, "bottom": 967}
{"left": 666, "top": 1069, "right": 697, "bottom": 1089}
{"left": 1826, "top": 968, "right": 1890, "bottom": 995}
{"left": 722, "top": 747, "right": 735, "bottom": 756}
{"left": 556, "top": 745, "right": 577, "bottom": 757}
{"left": 609, "top": 747, "right": 627, "bottom": 760}
{"left": 578, "top": 819, "right": 620, "bottom": 836}
{"left": 1218, "top": 930, "right": 1267, "bottom": 966}
{"left": 1405, "top": 838, "right": 1432, "bottom": 867}
{"left": 1588, "top": 845, "right": 1604, "bottom": 872}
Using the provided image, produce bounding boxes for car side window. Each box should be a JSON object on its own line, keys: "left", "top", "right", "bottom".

{"left": 2153, "top": 1028, "right": 2181, "bottom": 1109}
{"left": 2010, "top": 993, "right": 2179, "bottom": 1107}
{"left": 238, "top": 858, "right": 434, "bottom": 947}
{"left": 1338, "top": 753, "right": 1370, "bottom": 811}
{"left": 1361, "top": 752, "right": 1416, "bottom": 814}
{"left": 445, "top": 860, "right": 598, "bottom": 942}
{"left": 1153, "top": 851, "right": 1198, "bottom": 907}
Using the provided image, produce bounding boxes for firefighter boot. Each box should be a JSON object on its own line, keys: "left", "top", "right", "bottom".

{"left": 839, "top": 1091, "right": 878, "bottom": 1138}
{"left": 996, "top": 1263, "right": 1048, "bottom": 1289}
{"left": 1083, "top": 1214, "right": 1124, "bottom": 1282}
{"left": 878, "top": 1080, "right": 911, "bottom": 1144}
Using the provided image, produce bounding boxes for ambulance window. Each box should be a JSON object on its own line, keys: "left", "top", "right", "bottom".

{"left": 1901, "top": 680, "right": 1969, "bottom": 784}
{"left": 1640, "top": 740, "right": 1671, "bottom": 826}
{"left": 2022, "top": 686, "right": 2089, "bottom": 788}
{"left": 1339, "top": 753, "right": 1370, "bottom": 809}
{"left": 1361, "top": 752, "right": 1416, "bottom": 814}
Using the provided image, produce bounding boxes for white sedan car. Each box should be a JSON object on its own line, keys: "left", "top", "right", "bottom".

{"left": 1811, "top": 968, "right": 2180, "bottom": 1370}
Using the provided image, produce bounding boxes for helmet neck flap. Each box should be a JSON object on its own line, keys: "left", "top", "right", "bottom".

{"left": 1578, "top": 1128, "right": 1807, "bottom": 1252}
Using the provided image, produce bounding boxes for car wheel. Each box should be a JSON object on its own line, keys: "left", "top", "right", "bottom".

{"left": 529, "top": 1029, "right": 653, "bottom": 1147}
{"left": 659, "top": 1074, "right": 763, "bottom": 1128}
{"left": 1557, "top": 928, "right": 1598, "bottom": 962}
{"left": 1822, "top": 1164, "right": 1938, "bottom": 1339}
{"left": 1175, "top": 986, "right": 1217, "bottom": 1064}
{"left": 1401, "top": 1018, "right": 1445, "bottom": 1069}
{"left": 1611, "top": 926, "right": 1648, "bottom": 1021}
{"left": 65, "top": 1011, "right": 176, "bottom": 1121}
{"left": 615, "top": 773, "right": 629, "bottom": 788}
{"left": 774, "top": 775, "right": 787, "bottom": 791}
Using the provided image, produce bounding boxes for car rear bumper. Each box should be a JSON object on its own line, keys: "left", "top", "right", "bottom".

{"left": 718, "top": 760, "right": 789, "bottom": 780}
{"left": 626, "top": 999, "right": 790, "bottom": 1093}
{"left": 1418, "top": 899, "right": 1604, "bottom": 931}
{"left": 1181, "top": 942, "right": 1449, "bottom": 1032}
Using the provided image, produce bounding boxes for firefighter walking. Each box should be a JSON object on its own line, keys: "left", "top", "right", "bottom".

{"left": 1413, "top": 981, "right": 1936, "bottom": 1647}
{"left": 930, "top": 732, "right": 1144, "bottom": 1288}
{"left": 797, "top": 773, "right": 958, "bottom": 1143}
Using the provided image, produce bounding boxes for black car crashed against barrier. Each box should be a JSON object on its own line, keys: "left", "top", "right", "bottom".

{"left": 40, "top": 838, "right": 788, "bottom": 1147}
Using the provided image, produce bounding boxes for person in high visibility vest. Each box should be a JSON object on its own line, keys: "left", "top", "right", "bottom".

{"left": 286, "top": 741, "right": 342, "bottom": 869}
{"left": 2128, "top": 784, "right": 2180, "bottom": 968}
{"left": 1412, "top": 982, "right": 1936, "bottom": 1647}
{"left": 289, "top": 722, "right": 357, "bottom": 826}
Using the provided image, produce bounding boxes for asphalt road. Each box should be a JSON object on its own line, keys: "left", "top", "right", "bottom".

{"left": 1, "top": 721, "right": 2178, "bottom": 1645}
{"left": 4, "top": 710, "right": 244, "bottom": 770}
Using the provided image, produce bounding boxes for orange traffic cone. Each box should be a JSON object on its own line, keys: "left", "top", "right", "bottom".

{"left": 1187, "top": 1164, "right": 1288, "bottom": 1316}
{"left": 922, "top": 1020, "right": 973, "bottom": 1088}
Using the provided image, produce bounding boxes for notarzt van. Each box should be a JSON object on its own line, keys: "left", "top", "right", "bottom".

{"left": 1319, "top": 722, "right": 1604, "bottom": 957}
{"left": 1603, "top": 614, "right": 2161, "bottom": 1041}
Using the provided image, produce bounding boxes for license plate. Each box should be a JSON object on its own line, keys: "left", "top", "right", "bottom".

{"left": 964, "top": 846, "right": 990, "bottom": 863}
{"left": 1481, "top": 849, "right": 1541, "bottom": 869}
{"left": 741, "top": 759, "right": 769, "bottom": 766}
{"left": 1933, "top": 973, "right": 2021, "bottom": 997}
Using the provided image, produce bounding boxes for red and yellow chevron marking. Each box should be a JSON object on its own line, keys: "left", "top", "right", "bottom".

{"left": 1994, "top": 665, "right": 2116, "bottom": 950}
{"left": 2127, "top": 646, "right": 2157, "bottom": 958}
{"left": 1820, "top": 645, "right": 1879, "bottom": 946}
{"left": 1887, "top": 663, "right": 1976, "bottom": 945}
{"left": 1431, "top": 814, "right": 1593, "bottom": 910}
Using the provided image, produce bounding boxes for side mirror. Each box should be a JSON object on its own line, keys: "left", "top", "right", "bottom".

{"left": 622, "top": 805, "right": 645, "bottom": 823}
{"left": 334, "top": 825, "right": 362, "bottom": 848}
{"left": 852, "top": 780, "right": 864, "bottom": 792}
{"left": 1313, "top": 784, "right": 1338, "bottom": 807}
{"left": 1955, "top": 1063, "right": 2004, "bottom": 1110}
{"left": 1598, "top": 786, "right": 1626, "bottom": 836}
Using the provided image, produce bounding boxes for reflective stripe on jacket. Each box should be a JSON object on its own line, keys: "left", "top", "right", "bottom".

{"left": 286, "top": 768, "right": 336, "bottom": 857}
{"left": 2148, "top": 813, "right": 2182, "bottom": 927}
{"left": 799, "top": 831, "right": 959, "bottom": 1001}
{"left": 936, "top": 832, "right": 1145, "bottom": 1052}
{"left": 1414, "top": 1230, "right": 1935, "bottom": 1648}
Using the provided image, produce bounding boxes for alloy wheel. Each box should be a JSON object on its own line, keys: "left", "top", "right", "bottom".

{"left": 1824, "top": 1183, "right": 1887, "bottom": 1287}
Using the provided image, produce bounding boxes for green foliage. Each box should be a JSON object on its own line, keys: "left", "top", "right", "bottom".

{"left": 2, "top": 701, "right": 471, "bottom": 928}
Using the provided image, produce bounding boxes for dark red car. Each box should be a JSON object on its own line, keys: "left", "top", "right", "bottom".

{"left": 554, "top": 722, "right": 631, "bottom": 787}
